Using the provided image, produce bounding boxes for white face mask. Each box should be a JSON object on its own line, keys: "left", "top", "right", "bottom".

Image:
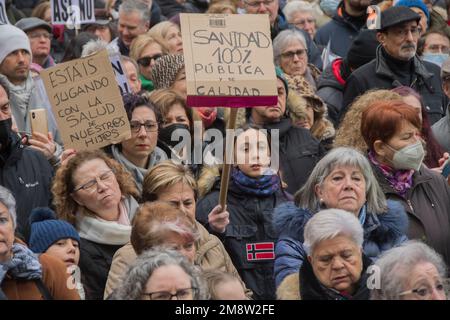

{"left": 385, "top": 141, "right": 425, "bottom": 171}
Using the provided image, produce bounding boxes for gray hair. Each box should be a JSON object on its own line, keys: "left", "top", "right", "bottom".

{"left": 371, "top": 241, "right": 447, "bottom": 300}
{"left": 121, "top": 55, "right": 140, "bottom": 75}
{"left": 283, "top": 1, "right": 314, "bottom": 21}
{"left": 0, "top": 186, "right": 16, "bottom": 229}
{"left": 273, "top": 29, "right": 307, "bottom": 66}
{"left": 119, "top": 0, "right": 151, "bottom": 25}
{"left": 111, "top": 248, "right": 209, "bottom": 300}
{"left": 295, "top": 147, "right": 387, "bottom": 214}
{"left": 81, "top": 39, "right": 115, "bottom": 57}
{"left": 304, "top": 209, "right": 364, "bottom": 255}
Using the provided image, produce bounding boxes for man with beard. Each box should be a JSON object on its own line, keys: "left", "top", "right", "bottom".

{"left": 0, "top": 83, "right": 53, "bottom": 242}
{"left": 315, "top": 0, "right": 371, "bottom": 58}
{"left": 342, "top": 6, "right": 447, "bottom": 125}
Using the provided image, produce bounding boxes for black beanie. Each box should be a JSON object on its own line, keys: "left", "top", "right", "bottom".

{"left": 345, "top": 29, "right": 379, "bottom": 71}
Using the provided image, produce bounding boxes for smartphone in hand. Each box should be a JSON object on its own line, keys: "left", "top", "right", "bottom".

{"left": 442, "top": 159, "right": 450, "bottom": 178}
{"left": 29, "top": 109, "right": 48, "bottom": 136}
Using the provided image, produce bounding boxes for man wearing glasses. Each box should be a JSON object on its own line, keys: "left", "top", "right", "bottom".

{"left": 243, "top": 0, "right": 323, "bottom": 69}
{"left": 342, "top": 6, "right": 447, "bottom": 125}
{"left": 15, "top": 17, "right": 55, "bottom": 72}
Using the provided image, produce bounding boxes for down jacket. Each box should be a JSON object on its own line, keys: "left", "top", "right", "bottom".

{"left": 273, "top": 200, "right": 408, "bottom": 288}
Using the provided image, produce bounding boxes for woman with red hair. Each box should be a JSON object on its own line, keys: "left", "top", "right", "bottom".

{"left": 361, "top": 100, "right": 450, "bottom": 267}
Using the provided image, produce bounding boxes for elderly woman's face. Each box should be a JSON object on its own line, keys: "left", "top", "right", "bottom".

{"left": 315, "top": 165, "right": 366, "bottom": 215}
{"left": 0, "top": 202, "right": 14, "bottom": 263}
{"left": 400, "top": 262, "right": 447, "bottom": 300}
{"left": 279, "top": 39, "right": 308, "bottom": 76}
{"left": 308, "top": 235, "right": 363, "bottom": 293}
{"left": 156, "top": 182, "right": 196, "bottom": 220}
{"left": 71, "top": 159, "right": 123, "bottom": 221}
{"left": 138, "top": 42, "right": 164, "bottom": 80}
{"left": 165, "top": 25, "right": 183, "bottom": 54}
{"left": 121, "top": 106, "right": 158, "bottom": 167}
{"left": 143, "top": 264, "right": 194, "bottom": 300}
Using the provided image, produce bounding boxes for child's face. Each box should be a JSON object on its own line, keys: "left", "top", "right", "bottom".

{"left": 215, "top": 279, "right": 248, "bottom": 300}
{"left": 46, "top": 238, "right": 80, "bottom": 267}
{"left": 234, "top": 128, "right": 271, "bottom": 178}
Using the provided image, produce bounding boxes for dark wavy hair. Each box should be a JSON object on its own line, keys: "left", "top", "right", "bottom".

{"left": 391, "top": 86, "right": 445, "bottom": 168}
{"left": 122, "top": 93, "right": 161, "bottom": 124}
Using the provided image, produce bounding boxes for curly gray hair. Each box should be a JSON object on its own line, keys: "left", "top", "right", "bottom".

{"left": 111, "top": 248, "right": 209, "bottom": 300}
{"left": 294, "top": 147, "right": 387, "bottom": 214}
{"left": 371, "top": 241, "right": 447, "bottom": 300}
{"left": 0, "top": 186, "right": 16, "bottom": 229}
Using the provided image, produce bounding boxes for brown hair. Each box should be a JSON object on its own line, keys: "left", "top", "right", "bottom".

{"left": 206, "top": 2, "right": 237, "bottom": 14}
{"left": 361, "top": 100, "right": 422, "bottom": 151}
{"left": 334, "top": 89, "right": 402, "bottom": 153}
{"left": 142, "top": 160, "right": 197, "bottom": 202}
{"left": 52, "top": 150, "right": 139, "bottom": 225}
{"left": 149, "top": 89, "right": 194, "bottom": 129}
{"left": 130, "top": 201, "right": 199, "bottom": 255}
{"left": 31, "top": 1, "right": 50, "bottom": 20}
{"left": 129, "top": 34, "right": 167, "bottom": 62}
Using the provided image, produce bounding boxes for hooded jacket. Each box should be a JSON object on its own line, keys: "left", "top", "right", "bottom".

{"left": 196, "top": 166, "right": 290, "bottom": 299}
{"left": 103, "top": 221, "right": 246, "bottom": 299}
{"left": 371, "top": 163, "right": 450, "bottom": 267}
{"left": 273, "top": 200, "right": 408, "bottom": 288}
{"left": 342, "top": 46, "right": 447, "bottom": 125}
{"left": 0, "top": 134, "right": 53, "bottom": 241}
{"left": 314, "top": 1, "right": 368, "bottom": 58}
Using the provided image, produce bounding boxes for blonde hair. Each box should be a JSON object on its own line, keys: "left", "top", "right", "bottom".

{"left": 334, "top": 89, "right": 402, "bottom": 153}
{"left": 206, "top": 2, "right": 237, "bottom": 14}
{"left": 52, "top": 150, "right": 139, "bottom": 225}
{"left": 149, "top": 89, "right": 195, "bottom": 128}
{"left": 147, "top": 21, "right": 180, "bottom": 53}
{"left": 130, "top": 34, "right": 166, "bottom": 62}
{"left": 142, "top": 160, "right": 197, "bottom": 202}
{"left": 31, "top": 1, "right": 50, "bottom": 20}
{"left": 203, "top": 270, "right": 246, "bottom": 300}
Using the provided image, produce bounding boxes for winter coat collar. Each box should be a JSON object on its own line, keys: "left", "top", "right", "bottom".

{"left": 332, "top": 1, "right": 368, "bottom": 33}
{"left": 299, "top": 253, "right": 372, "bottom": 300}
{"left": 375, "top": 45, "right": 434, "bottom": 83}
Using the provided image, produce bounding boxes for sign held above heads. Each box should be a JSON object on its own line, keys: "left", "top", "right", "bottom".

{"left": 180, "top": 13, "right": 278, "bottom": 108}
{"left": 51, "top": 0, "right": 95, "bottom": 26}
{"left": 40, "top": 49, "right": 131, "bottom": 151}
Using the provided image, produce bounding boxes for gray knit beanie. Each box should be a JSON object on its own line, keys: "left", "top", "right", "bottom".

{"left": 0, "top": 24, "right": 32, "bottom": 65}
{"left": 151, "top": 54, "right": 185, "bottom": 90}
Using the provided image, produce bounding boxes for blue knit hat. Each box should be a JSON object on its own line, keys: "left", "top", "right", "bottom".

{"left": 29, "top": 207, "right": 80, "bottom": 253}
{"left": 275, "top": 66, "right": 289, "bottom": 97}
{"left": 395, "top": 0, "right": 430, "bottom": 23}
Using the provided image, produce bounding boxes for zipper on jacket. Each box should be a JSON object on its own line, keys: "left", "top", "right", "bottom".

{"left": 406, "top": 199, "right": 414, "bottom": 213}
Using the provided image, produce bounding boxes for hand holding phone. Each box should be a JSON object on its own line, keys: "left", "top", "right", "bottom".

{"left": 29, "top": 109, "right": 48, "bottom": 136}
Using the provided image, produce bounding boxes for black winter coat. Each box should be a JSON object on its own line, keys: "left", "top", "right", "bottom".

{"left": 79, "top": 238, "right": 123, "bottom": 300}
{"left": 196, "top": 177, "right": 289, "bottom": 300}
{"left": 264, "top": 118, "right": 325, "bottom": 194}
{"left": 0, "top": 135, "right": 53, "bottom": 241}
{"left": 342, "top": 46, "right": 447, "bottom": 125}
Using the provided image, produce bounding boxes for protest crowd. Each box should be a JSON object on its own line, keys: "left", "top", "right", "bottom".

{"left": 1, "top": 0, "right": 450, "bottom": 301}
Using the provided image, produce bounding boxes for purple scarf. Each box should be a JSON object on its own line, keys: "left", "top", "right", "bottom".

{"left": 231, "top": 168, "right": 280, "bottom": 197}
{"left": 368, "top": 150, "right": 414, "bottom": 197}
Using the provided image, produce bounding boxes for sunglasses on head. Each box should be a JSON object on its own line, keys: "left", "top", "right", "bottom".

{"left": 137, "top": 54, "right": 163, "bottom": 67}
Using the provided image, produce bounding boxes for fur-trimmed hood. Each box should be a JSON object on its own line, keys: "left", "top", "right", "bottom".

{"left": 197, "top": 165, "right": 221, "bottom": 199}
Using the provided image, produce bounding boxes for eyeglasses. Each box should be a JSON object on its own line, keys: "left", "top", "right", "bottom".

{"left": 390, "top": 27, "right": 421, "bottom": 40}
{"left": 137, "top": 54, "right": 163, "bottom": 67}
{"left": 28, "top": 32, "right": 53, "bottom": 40}
{"left": 281, "top": 49, "right": 307, "bottom": 59}
{"left": 129, "top": 120, "right": 158, "bottom": 133}
{"left": 142, "top": 287, "right": 198, "bottom": 300}
{"left": 244, "top": 0, "right": 275, "bottom": 8}
{"left": 399, "top": 283, "right": 446, "bottom": 299}
{"left": 426, "top": 44, "right": 450, "bottom": 55}
{"left": 72, "top": 169, "right": 116, "bottom": 194}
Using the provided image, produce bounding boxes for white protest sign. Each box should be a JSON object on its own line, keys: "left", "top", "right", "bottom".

{"left": 109, "top": 53, "right": 132, "bottom": 95}
{"left": 0, "top": 0, "right": 10, "bottom": 25}
{"left": 51, "top": 0, "right": 95, "bottom": 26}
{"left": 40, "top": 49, "right": 131, "bottom": 151}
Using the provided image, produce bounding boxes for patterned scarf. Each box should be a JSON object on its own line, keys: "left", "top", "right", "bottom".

{"left": 368, "top": 150, "right": 414, "bottom": 197}
{"left": 231, "top": 168, "right": 280, "bottom": 197}
{"left": 0, "top": 243, "right": 42, "bottom": 285}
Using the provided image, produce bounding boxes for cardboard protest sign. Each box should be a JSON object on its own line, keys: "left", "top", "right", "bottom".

{"left": 51, "top": 0, "right": 95, "bottom": 26}
{"left": 180, "top": 13, "right": 277, "bottom": 107}
{"left": 0, "top": 0, "right": 10, "bottom": 25}
{"left": 40, "top": 49, "right": 131, "bottom": 151}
